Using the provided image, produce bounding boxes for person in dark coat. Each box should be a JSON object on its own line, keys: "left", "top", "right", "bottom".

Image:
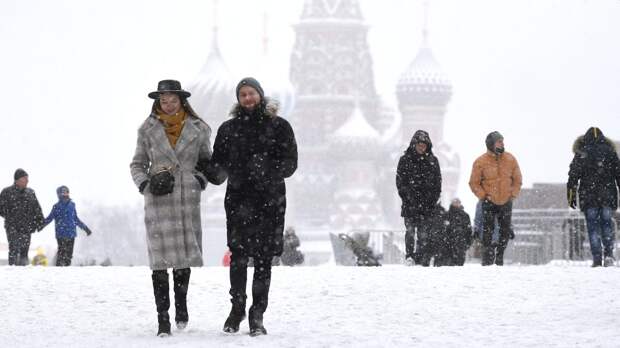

{"left": 200, "top": 77, "right": 297, "bottom": 336}
{"left": 567, "top": 127, "right": 620, "bottom": 267}
{"left": 130, "top": 80, "right": 212, "bottom": 336}
{"left": 280, "top": 226, "right": 304, "bottom": 266}
{"left": 396, "top": 130, "right": 442, "bottom": 266}
{"left": 40, "top": 186, "right": 92, "bottom": 266}
{"left": 427, "top": 203, "right": 449, "bottom": 266}
{"left": 445, "top": 198, "right": 473, "bottom": 266}
{"left": 0, "top": 169, "right": 45, "bottom": 266}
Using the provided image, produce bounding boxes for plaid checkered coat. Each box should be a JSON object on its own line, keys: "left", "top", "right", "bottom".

{"left": 130, "top": 113, "right": 212, "bottom": 270}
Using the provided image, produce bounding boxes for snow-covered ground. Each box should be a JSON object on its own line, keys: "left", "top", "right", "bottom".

{"left": 1, "top": 264, "right": 619, "bottom": 347}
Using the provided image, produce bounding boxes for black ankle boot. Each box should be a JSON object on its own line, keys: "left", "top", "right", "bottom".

{"left": 223, "top": 306, "right": 246, "bottom": 333}
{"left": 173, "top": 268, "right": 190, "bottom": 329}
{"left": 248, "top": 308, "right": 267, "bottom": 336}
{"left": 152, "top": 271, "right": 171, "bottom": 337}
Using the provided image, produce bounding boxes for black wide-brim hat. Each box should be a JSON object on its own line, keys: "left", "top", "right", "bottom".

{"left": 148, "top": 79, "right": 191, "bottom": 99}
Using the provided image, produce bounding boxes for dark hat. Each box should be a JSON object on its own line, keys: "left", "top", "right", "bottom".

{"left": 148, "top": 80, "right": 191, "bottom": 99}
{"left": 14, "top": 168, "right": 28, "bottom": 181}
{"left": 485, "top": 131, "right": 504, "bottom": 151}
{"left": 236, "top": 77, "right": 264, "bottom": 102}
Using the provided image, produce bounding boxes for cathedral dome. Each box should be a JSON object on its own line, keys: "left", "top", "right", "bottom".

{"left": 188, "top": 30, "right": 236, "bottom": 126}
{"left": 396, "top": 37, "right": 452, "bottom": 106}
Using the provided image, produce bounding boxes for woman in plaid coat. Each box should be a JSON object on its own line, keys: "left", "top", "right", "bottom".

{"left": 130, "top": 80, "right": 212, "bottom": 337}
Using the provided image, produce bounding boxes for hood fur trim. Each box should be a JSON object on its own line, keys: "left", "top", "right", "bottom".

{"left": 229, "top": 97, "right": 280, "bottom": 118}
{"left": 573, "top": 135, "right": 617, "bottom": 153}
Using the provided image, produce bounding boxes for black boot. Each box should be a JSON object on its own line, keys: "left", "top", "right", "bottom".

{"left": 152, "top": 270, "right": 171, "bottom": 337}
{"left": 248, "top": 257, "right": 271, "bottom": 337}
{"left": 173, "top": 268, "right": 190, "bottom": 329}
{"left": 495, "top": 246, "right": 505, "bottom": 266}
{"left": 224, "top": 252, "right": 248, "bottom": 333}
{"left": 481, "top": 246, "right": 494, "bottom": 266}
{"left": 223, "top": 299, "right": 246, "bottom": 333}
{"left": 249, "top": 307, "right": 267, "bottom": 336}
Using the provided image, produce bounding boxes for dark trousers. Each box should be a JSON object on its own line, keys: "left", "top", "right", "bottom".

{"left": 56, "top": 238, "right": 75, "bottom": 266}
{"left": 481, "top": 200, "right": 513, "bottom": 265}
{"left": 404, "top": 216, "right": 432, "bottom": 266}
{"left": 6, "top": 229, "right": 31, "bottom": 266}
{"left": 229, "top": 252, "right": 272, "bottom": 317}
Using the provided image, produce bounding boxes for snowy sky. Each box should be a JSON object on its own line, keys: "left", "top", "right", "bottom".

{"left": 1, "top": 0, "right": 619, "bottom": 218}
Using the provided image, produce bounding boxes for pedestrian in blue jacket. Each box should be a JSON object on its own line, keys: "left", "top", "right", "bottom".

{"left": 41, "top": 186, "right": 92, "bottom": 266}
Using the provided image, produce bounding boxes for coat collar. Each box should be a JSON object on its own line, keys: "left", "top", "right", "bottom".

{"left": 174, "top": 117, "right": 200, "bottom": 156}
{"left": 144, "top": 114, "right": 202, "bottom": 164}
{"left": 145, "top": 115, "right": 178, "bottom": 164}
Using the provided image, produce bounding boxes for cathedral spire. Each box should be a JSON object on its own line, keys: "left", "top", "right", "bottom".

{"left": 212, "top": 0, "right": 219, "bottom": 48}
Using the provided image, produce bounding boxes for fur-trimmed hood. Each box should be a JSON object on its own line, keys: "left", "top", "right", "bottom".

{"left": 229, "top": 97, "right": 280, "bottom": 119}
{"left": 572, "top": 127, "right": 617, "bottom": 154}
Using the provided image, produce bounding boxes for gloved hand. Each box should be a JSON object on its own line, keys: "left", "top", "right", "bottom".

{"left": 567, "top": 187, "right": 577, "bottom": 209}
{"left": 139, "top": 180, "right": 149, "bottom": 194}
{"left": 85, "top": 228, "right": 92, "bottom": 236}
{"left": 509, "top": 229, "right": 515, "bottom": 240}
{"left": 196, "top": 157, "right": 227, "bottom": 185}
{"left": 150, "top": 169, "right": 175, "bottom": 196}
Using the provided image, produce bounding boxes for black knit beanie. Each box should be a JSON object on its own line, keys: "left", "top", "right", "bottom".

{"left": 485, "top": 131, "right": 504, "bottom": 151}
{"left": 14, "top": 168, "right": 28, "bottom": 181}
{"left": 236, "top": 77, "right": 264, "bottom": 102}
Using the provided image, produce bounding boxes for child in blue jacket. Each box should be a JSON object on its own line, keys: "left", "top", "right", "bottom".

{"left": 41, "top": 186, "right": 92, "bottom": 266}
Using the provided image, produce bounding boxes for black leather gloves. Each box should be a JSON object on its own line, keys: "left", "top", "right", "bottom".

{"left": 150, "top": 169, "right": 175, "bottom": 196}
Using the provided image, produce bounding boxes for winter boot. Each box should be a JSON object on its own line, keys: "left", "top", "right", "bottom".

{"left": 248, "top": 258, "right": 271, "bottom": 336}
{"left": 152, "top": 270, "right": 171, "bottom": 337}
{"left": 173, "top": 268, "right": 191, "bottom": 329}
{"left": 248, "top": 307, "right": 267, "bottom": 336}
{"left": 405, "top": 256, "right": 415, "bottom": 266}
{"left": 591, "top": 254, "right": 603, "bottom": 267}
{"left": 224, "top": 253, "right": 249, "bottom": 333}
{"left": 223, "top": 297, "right": 246, "bottom": 333}
{"left": 495, "top": 246, "right": 505, "bottom": 266}
{"left": 481, "top": 246, "right": 494, "bottom": 266}
{"left": 604, "top": 256, "right": 616, "bottom": 267}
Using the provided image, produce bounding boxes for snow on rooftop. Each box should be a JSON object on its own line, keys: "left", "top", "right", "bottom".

{"left": 333, "top": 103, "right": 380, "bottom": 140}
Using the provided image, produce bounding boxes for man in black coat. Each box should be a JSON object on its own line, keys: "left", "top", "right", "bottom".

{"left": 396, "top": 130, "right": 442, "bottom": 266}
{"left": 0, "top": 169, "right": 45, "bottom": 265}
{"left": 202, "top": 77, "right": 297, "bottom": 336}
{"left": 567, "top": 127, "right": 620, "bottom": 267}
{"left": 445, "top": 198, "right": 473, "bottom": 266}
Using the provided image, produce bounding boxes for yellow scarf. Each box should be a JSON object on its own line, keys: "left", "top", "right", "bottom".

{"left": 156, "top": 108, "right": 187, "bottom": 148}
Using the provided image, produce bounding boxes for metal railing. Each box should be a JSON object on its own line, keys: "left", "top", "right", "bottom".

{"left": 334, "top": 210, "right": 619, "bottom": 265}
